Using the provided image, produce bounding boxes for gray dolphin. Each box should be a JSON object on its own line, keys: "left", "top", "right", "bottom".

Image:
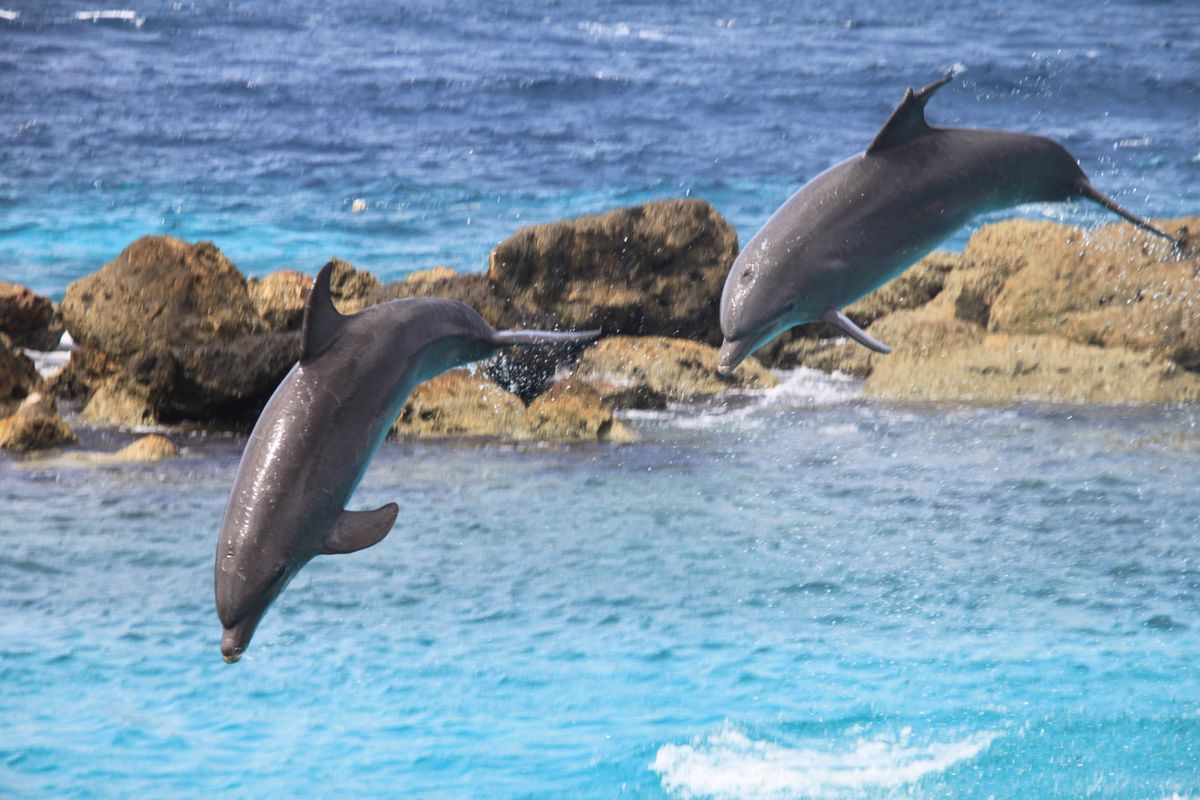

{"left": 717, "top": 75, "right": 1182, "bottom": 373}
{"left": 215, "top": 263, "right": 598, "bottom": 662}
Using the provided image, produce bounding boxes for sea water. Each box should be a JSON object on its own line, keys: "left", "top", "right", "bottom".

{"left": 2, "top": 1, "right": 1200, "bottom": 797}
{"left": 2, "top": 376, "right": 1199, "bottom": 797}
{"left": 1, "top": 1, "right": 1198, "bottom": 295}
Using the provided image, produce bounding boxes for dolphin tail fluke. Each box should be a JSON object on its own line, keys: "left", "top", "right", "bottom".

{"left": 491, "top": 328, "right": 601, "bottom": 347}
{"left": 823, "top": 309, "right": 892, "bottom": 354}
{"left": 1076, "top": 181, "right": 1184, "bottom": 251}
{"left": 322, "top": 503, "right": 399, "bottom": 555}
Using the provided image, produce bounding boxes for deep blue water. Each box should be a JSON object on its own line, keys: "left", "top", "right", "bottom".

{"left": 2, "top": 378, "right": 1199, "bottom": 798}
{"left": 3, "top": 2, "right": 1200, "bottom": 798}
{"left": 1, "top": 1, "right": 1198, "bottom": 296}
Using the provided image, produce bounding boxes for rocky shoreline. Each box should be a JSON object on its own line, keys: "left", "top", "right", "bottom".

{"left": 0, "top": 199, "right": 1196, "bottom": 455}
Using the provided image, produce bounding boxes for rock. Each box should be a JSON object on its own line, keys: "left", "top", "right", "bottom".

{"left": 57, "top": 236, "right": 299, "bottom": 424}
{"left": 768, "top": 216, "right": 1200, "bottom": 407}
{"left": 346, "top": 268, "right": 540, "bottom": 328}
{"left": 862, "top": 308, "right": 1200, "bottom": 405}
{"left": 402, "top": 266, "right": 459, "bottom": 285}
{"left": 112, "top": 434, "right": 179, "bottom": 461}
{"left": 248, "top": 270, "right": 309, "bottom": 330}
{"left": 0, "top": 395, "right": 76, "bottom": 452}
{"left": 754, "top": 251, "right": 958, "bottom": 368}
{"left": 842, "top": 253, "right": 958, "bottom": 327}
{"left": 0, "top": 281, "right": 63, "bottom": 350}
{"left": 982, "top": 217, "right": 1200, "bottom": 369}
{"left": 390, "top": 370, "right": 636, "bottom": 442}
{"left": 60, "top": 236, "right": 259, "bottom": 356}
{"left": 248, "top": 259, "right": 382, "bottom": 332}
{"left": 572, "top": 336, "right": 778, "bottom": 409}
{"left": 0, "top": 333, "right": 43, "bottom": 417}
{"left": 770, "top": 336, "right": 876, "bottom": 378}
{"left": 488, "top": 198, "right": 738, "bottom": 344}
{"left": 349, "top": 269, "right": 564, "bottom": 401}
{"left": 81, "top": 376, "right": 160, "bottom": 427}
{"left": 526, "top": 378, "right": 635, "bottom": 442}
{"left": 20, "top": 433, "right": 180, "bottom": 468}
{"left": 391, "top": 370, "right": 532, "bottom": 440}
{"left": 327, "top": 258, "right": 382, "bottom": 309}
{"left": 46, "top": 345, "right": 118, "bottom": 402}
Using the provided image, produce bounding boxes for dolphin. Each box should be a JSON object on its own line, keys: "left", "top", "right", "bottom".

{"left": 717, "top": 74, "right": 1182, "bottom": 373}
{"left": 215, "top": 262, "right": 598, "bottom": 663}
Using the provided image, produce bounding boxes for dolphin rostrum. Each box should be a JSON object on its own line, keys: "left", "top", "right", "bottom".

{"left": 717, "top": 74, "right": 1182, "bottom": 373}
{"left": 215, "top": 263, "right": 598, "bottom": 662}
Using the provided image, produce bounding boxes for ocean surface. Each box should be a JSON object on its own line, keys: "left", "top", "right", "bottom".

{"left": 3, "top": 375, "right": 1200, "bottom": 798}
{"left": 3, "top": 1, "right": 1200, "bottom": 798}
{"left": 1, "top": 1, "right": 1198, "bottom": 296}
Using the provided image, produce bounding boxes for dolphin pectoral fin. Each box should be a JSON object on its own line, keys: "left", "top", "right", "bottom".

{"left": 866, "top": 73, "right": 955, "bottom": 154}
{"left": 491, "top": 328, "right": 601, "bottom": 346}
{"left": 1076, "top": 181, "right": 1184, "bottom": 250}
{"left": 300, "top": 262, "right": 348, "bottom": 361}
{"left": 322, "top": 503, "right": 399, "bottom": 555}
{"left": 822, "top": 309, "right": 892, "bottom": 354}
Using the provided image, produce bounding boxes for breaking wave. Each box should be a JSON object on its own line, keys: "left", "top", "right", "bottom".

{"left": 651, "top": 722, "right": 1000, "bottom": 800}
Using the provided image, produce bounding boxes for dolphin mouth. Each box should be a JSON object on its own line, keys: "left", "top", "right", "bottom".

{"left": 220, "top": 612, "right": 263, "bottom": 664}
{"left": 717, "top": 336, "right": 758, "bottom": 375}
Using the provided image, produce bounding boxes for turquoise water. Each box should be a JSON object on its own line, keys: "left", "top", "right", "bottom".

{"left": 3, "top": 1, "right": 1198, "bottom": 296}
{"left": 3, "top": 375, "right": 1199, "bottom": 797}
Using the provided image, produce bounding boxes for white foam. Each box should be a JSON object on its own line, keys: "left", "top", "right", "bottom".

{"left": 23, "top": 331, "right": 76, "bottom": 379}
{"left": 578, "top": 20, "right": 674, "bottom": 43}
{"left": 758, "top": 367, "right": 863, "bottom": 409}
{"left": 651, "top": 723, "right": 1000, "bottom": 800}
{"left": 75, "top": 9, "right": 145, "bottom": 27}
{"left": 0, "top": 9, "right": 19, "bottom": 21}
{"left": 616, "top": 368, "right": 862, "bottom": 432}
{"left": 1114, "top": 136, "right": 1152, "bottom": 149}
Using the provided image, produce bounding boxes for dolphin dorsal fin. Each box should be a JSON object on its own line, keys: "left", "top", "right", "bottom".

{"left": 866, "top": 74, "right": 954, "bottom": 154}
{"left": 300, "top": 262, "right": 346, "bottom": 360}
{"left": 323, "top": 503, "right": 399, "bottom": 555}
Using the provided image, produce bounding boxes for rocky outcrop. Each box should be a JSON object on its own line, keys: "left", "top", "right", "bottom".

{"left": 391, "top": 369, "right": 533, "bottom": 439}
{"left": 248, "top": 259, "right": 383, "bottom": 330}
{"left": 1, "top": 333, "right": 43, "bottom": 417}
{"left": 111, "top": 434, "right": 179, "bottom": 462}
{"left": 0, "top": 282, "right": 63, "bottom": 350}
{"left": 573, "top": 336, "right": 777, "bottom": 409}
{"left": 775, "top": 216, "right": 1200, "bottom": 405}
{"left": 248, "top": 270, "right": 310, "bottom": 330}
{"left": 526, "top": 378, "right": 635, "bottom": 442}
{"left": 983, "top": 218, "right": 1198, "bottom": 369}
{"left": 754, "top": 252, "right": 958, "bottom": 368}
{"left": 0, "top": 394, "right": 76, "bottom": 453}
{"left": 345, "top": 267, "right": 566, "bottom": 401}
{"left": 862, "top": 308, "right": 1200, "bottom": 404}
{"left": 343, "top": 266, "right": 539, "bottom": 327}
{"left": 57, "top": 236, "right": 299, "bottom": 424}
{"left": 488, "top": 198, "right": 737, "bottom": 344}
{"left": 390, "top": 369, "right": 634, "bottom": 442}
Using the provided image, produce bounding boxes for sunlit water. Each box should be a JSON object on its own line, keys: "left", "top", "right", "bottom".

{"left": 2, "top": 373, "right": 1198, "bottom": 798}
{"left": 1, "top": 1, "right": 1198, "bottom": 295}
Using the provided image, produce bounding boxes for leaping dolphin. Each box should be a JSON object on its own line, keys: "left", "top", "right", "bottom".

{"left": 215, "top": 263, "right": 598, "bottom": 662}
{"left": 717, "top": 74, "right": 1182, "bottom": 374}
